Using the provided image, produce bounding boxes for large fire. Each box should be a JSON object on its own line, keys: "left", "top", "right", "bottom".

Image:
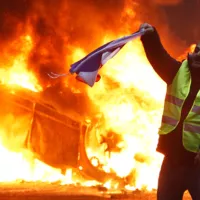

{"left": 84, "top": 37, "right": 165, "bottom": 190}
{"left": 0, "top": 0, "right": 194, "bottom": 192}
{"left": 0, "top": 33, "right": 42, "bottom": 92}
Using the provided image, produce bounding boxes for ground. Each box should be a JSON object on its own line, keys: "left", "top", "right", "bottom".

{"left": 0, "top": 183, "right": 192, "bottom": 200}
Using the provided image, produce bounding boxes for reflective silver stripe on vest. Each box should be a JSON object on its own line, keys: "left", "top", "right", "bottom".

{"left": 185, "top": 124, "right": 200, "bottom": 134}
{"left": 192, "top": 105, "right": 200, "bottom": 114}
{"left": 165, "top": 94, "right": 184, "bottom": 107}
{"left": 162, "top": 115, "right": 178, "bottom": 126}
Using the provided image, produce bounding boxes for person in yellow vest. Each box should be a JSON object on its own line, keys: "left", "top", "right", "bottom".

{"left": 139, "top": 23, "right": 200, "bottom": 200}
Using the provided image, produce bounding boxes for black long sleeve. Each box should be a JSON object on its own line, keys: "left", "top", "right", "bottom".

{"left": 140, "top": 28, "right": 181, "bottom": 85}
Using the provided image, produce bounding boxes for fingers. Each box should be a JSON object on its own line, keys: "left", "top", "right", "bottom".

{"left": 139, "top": 23, "right": 154, "bottom": 34}
{"left": 140, "top": 23, "right": 152, "bottom": 29}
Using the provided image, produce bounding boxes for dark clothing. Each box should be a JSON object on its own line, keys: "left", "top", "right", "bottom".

{"left": 157, "top": 157, "right": 200, "bottom": 200}
{"left": 141, "top": 29, "right": 200, "bottom": 199}
{"left": 140, "top": 29, "right": 198, "bottom": 165}
{"left": 140, "top": 30, "right": 181, "bottom": 85}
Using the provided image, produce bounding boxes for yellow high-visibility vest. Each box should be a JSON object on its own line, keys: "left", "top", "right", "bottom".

{"left": 159, "top": 60, "right": 200, "bottom": 153}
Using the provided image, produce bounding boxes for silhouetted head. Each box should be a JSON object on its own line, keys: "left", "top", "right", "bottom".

{"left": 194, "top": 43, "right": 200, "bottom": 53}
{"left": 188, "top": 43, "right": 200, "bottom": 69}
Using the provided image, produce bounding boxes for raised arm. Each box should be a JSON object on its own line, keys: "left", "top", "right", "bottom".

{"left": 139, "top": 23, "right": 181, "bottom": 84}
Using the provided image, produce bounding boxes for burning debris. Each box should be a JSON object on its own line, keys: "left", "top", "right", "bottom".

{"left": 0, "top": 0, "right": 195, "bottom": 196}
{"left": 100, "top": 131, "right": 123, "bottom": 156}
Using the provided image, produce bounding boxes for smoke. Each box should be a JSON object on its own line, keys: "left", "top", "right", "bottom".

{"left": 0, "top": 0, "right": 32, "bottom": 41}
{"left": 0, "top": 0, "right": 187, "bottom": 84}
{"left": 0, "top": 0, "right": 190, "bottom": 98}
{"left": 0, "top": 0, "right": 188, "bottom": 101}
{"left": 24, "top": 0, "right": 127, "bottom": 87}
{"left": 152, "top": 0, "right": 182, "bottom": 5}
{"left": 0, "top": 0, "right": 193, "bottom": 169}
{"left": 27, "top": 0, "right": 129, "bottom": 115}
{"left": 132, "top": 0, "right": 187, "bottom": 57}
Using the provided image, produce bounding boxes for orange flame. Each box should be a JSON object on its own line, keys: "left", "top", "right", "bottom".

{"left": 84, "top": 36, "right": 165, "bottom": 190}
{"left": 0, "top": 1, "right": 193, "bottom": 192}
{"left": 0, "top": 32, "right": 165, "bottom": 190}
{"left": 0, "top": 34, "right": 42, "bottom": 92}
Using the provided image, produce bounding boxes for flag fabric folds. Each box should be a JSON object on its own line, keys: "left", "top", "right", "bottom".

{"left": 69, "top": 30, "right": 144, "bottom": 87}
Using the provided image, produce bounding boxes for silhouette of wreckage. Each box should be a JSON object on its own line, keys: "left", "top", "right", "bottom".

{"left": 0, "top": 85, "right": 124, "bottom": 185}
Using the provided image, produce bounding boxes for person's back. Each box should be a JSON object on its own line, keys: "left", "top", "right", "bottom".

{"left": 139, "top": 23, "right": 200, "bottom": 200}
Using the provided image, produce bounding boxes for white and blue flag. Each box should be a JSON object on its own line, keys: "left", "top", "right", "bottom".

{"left": 48, "top": 30, "right": 144, "bottom": 87}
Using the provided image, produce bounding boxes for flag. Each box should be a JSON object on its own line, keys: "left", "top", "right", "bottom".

{"left": 69, "top": 30, "right": 144, "bottom": 87}
{"left": 47, "top": 30, "right": 145, "bottom": 86}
